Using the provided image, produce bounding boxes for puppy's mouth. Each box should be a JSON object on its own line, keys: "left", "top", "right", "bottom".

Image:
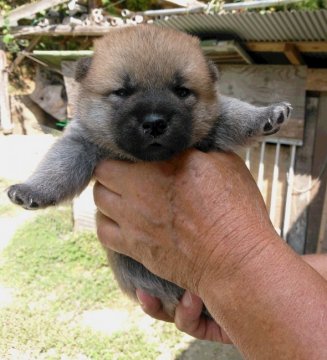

{"left": 117, "top": 130, "right": 191, "bottom": 162}
{"left": 148, "top": 142, "right": 163, "bottom": 148}
{"left": 135, "top": 141, "right": 176, "bottom": 161}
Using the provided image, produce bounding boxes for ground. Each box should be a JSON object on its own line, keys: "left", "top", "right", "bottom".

{"left": 0, "top": 134, "right": 243, "bottom": 360}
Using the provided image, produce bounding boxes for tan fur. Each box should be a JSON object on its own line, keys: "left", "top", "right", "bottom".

{"left": 77, "top": 25, "right": 219, "bottom": 147}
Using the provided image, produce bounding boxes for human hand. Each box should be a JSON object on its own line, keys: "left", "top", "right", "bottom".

{"left": 136, "top": 289, "right": 232, "bottom": 343}
{"left": 94, "top": 149, "right": 275, "bottom": 296}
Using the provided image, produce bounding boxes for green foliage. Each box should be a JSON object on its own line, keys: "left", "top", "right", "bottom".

{"left": 1, "top": 17, "right": 20, "bottom": 52}
{"left": 0, "top": 2, "right": 11, "bottom": 13}
{"left": 296, "top": 0, "right": 327, "bottom": 9}
{"left": 1, "top": 0, "right": 34, "bottom": 10}
{"left": 274, "top": 0, "right": 327, "bottom": 10}
{"left": 124, "top": 0, "right": 158, "bottom": 11}
{"left": 35, "top": 37, "right": 93, "bottom": 52}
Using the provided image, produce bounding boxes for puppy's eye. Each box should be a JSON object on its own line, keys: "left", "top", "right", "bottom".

{"left": 174, "top": 86, "right": 192, "bottom": 98}
{"left": 112, "top": 88, "right": 132, "bottom": 97}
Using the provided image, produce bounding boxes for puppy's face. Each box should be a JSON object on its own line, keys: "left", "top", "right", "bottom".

{"left": 76, "top": 25, "right": 219, "bottom": 161}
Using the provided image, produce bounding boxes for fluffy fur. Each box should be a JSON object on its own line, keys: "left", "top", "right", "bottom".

{"left": 8, "top": 25, "right": 291, "bottom": 316}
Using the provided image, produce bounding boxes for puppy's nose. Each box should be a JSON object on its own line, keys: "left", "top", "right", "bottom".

{"left": 142, "top": 114, "right": 168, "bottom": 137}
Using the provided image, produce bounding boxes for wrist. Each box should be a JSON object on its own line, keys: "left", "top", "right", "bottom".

{"left": 196, "top": 232, "right": 327, "bottom": 359}
{"left": 196, "top": 226, "right": 280, "bottom": 301}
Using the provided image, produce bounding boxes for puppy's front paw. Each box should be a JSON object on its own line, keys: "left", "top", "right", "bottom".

{"left": 262, "top": 102, "right": 292, "bottom": 136}
{"left": 7, "top": 184, "right": 56, "bottom": 210}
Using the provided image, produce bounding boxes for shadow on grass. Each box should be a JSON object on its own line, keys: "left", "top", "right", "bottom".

{"left": 176, "top": 339, "right": 242, "bottom": 360}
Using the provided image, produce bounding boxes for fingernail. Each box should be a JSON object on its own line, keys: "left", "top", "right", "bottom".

{"left": 182, "top": 291, "right": 193, "bottom": 307}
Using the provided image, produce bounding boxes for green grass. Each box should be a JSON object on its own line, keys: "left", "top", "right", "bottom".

{"left": 1, "top": 208, "right": 120, "bottom": 310}
{"left": 0, "top": 206, "right": 187, "bottom": 359}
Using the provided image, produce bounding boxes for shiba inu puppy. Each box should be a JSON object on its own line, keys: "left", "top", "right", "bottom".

{"left": 8, "top": 25, "right": 291, "bottom": 316}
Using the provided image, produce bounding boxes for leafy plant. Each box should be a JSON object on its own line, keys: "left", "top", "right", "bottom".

{"left": 1, "top": 18, "right": 20, "bottom": 52}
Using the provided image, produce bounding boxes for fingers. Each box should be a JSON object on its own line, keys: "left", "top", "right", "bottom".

{"left": 175, "top": 291, "right": 232, "bottom": 343}
{"left": 94, "top": 181, "right": 123, "bottom": 224}
{"left": 136, "top": 289, "right": 173, "bottom": 322}
{"left": 175, "top": 291, "right": 204, "bottom": 334}
{"left": 96, "top": 211, "right": 123, "bottom": 252}
{"left": 94, "top": 160, "right": 134, "bottom": 195}
{"left": 136, "top": 289, "right": 233, "bottom": 343}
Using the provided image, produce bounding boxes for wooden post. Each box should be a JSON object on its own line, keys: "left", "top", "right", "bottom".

{"left": 317, "top": 187, "right": 327, "bottom": 253}
{"left": 0, "top": 50, "right": 12, "bottom": 134}
{"left": 306, "top": 93, "right": 327, "bottom": 253}
{"left": 283, "top": 43, "right": 305, "bottom": 65}
{"left": 286, "top": 96, "right": 317, "bottom": 254}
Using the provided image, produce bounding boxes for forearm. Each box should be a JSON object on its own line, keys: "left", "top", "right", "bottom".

{"left": 200, "top": 233, "right": 327, "bottom": 360}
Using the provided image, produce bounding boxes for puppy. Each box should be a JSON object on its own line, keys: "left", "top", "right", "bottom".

{"left": 8, "top": 25, "right": 291, "bottom": 316}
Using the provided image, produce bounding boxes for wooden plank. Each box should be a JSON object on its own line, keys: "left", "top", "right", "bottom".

{"left": 306, "top": 69, "right": 327, "bottom": 92}
{"left": 234, "top": 42, "right": 253, "bottom": 64}
{"left": 0, "top": 0, "right": 70, "bottom": 27}
{"left": 0, "top": 50, "right": 12, "bottom": 134}
{"left": 245, "top": 41, "right": 327, "bottom": 53}
{"left": 238, "top": 142, "right": 291, "bottom": 236}
{"left": 317, "top": 186, "right": 327, "bottom": 253}
{"left": 283, "top": 43, "right": 305, "bottom": 66}
{"left": 287, "top": 96, "right": 317, "bottom": 254}
{"left": 306, "top": 93, "right": 327, "bottom": 254}
{"left": 218, "top": 65, "right": 307, "bottom": 143}
{"left": 11, "top": 24, "right": 112, "bottom": 38}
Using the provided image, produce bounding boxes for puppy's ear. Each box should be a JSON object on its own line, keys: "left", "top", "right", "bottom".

{"left": 207, "top": 60, "right": 220, "bottom": 82}
{"left": 75, "top": 57, "right": 93, "bottom": 82}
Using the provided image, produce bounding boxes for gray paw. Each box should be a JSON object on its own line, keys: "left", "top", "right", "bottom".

{"left": 262, "top": 102, "right": 292, "bottom": 136}
{"left": 7, "top": 184, "right": 56, "bottom": 210}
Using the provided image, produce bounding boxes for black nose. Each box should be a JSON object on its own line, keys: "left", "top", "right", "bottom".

{"left": 142, "top": 114, "right": 168, "bottom": 137}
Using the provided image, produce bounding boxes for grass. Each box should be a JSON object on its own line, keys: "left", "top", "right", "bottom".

{"left": 0, "top": 206, "right": 188, "bottom": 359}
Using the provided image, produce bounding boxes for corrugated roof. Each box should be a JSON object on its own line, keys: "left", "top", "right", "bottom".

{"left": 156, "top": 9, "right": 327, "bottom": 42}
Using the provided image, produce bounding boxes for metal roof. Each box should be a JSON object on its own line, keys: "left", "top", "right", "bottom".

{"left": 156, "top": 9, "right": 327, "bottom": 42}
